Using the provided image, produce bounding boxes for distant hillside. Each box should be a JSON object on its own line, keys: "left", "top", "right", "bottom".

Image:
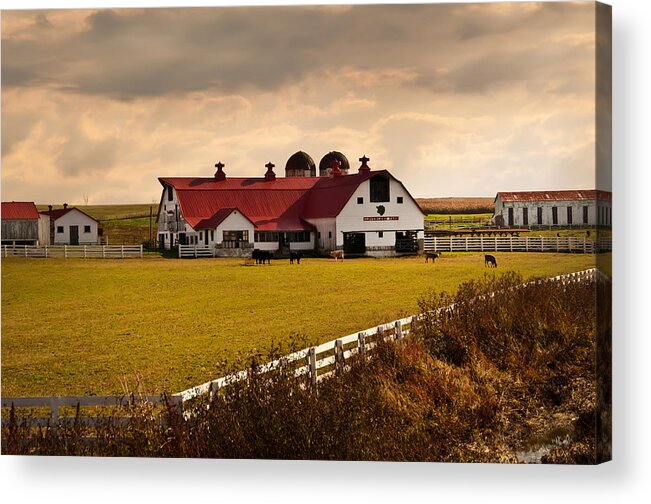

{"left": 36, "top": 204, "right": 156, "bottom": 221}
{"left": 416, "top": 197, "right": 494, "bottom": 215}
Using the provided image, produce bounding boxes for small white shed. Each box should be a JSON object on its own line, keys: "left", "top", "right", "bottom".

{"left": 41, "top": 205, "right": 100, "bottom": 245}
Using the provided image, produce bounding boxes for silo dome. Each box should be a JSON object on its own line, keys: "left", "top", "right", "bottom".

{"left": 319, "top": 151, "right": 350, "bottom": 176}
{"left": 285, "top": 151, "right": 316, "bottom": 177}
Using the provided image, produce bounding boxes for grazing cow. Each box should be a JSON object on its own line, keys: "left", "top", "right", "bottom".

{"left": 290, "top": 252, "right": 302, "bottom": 264}
{"left": 425, "top": 252, "right": 439, "bottom": 263}
{"left": 252, "top": 249, "right": 272, "bottom": 264}
{"left": 484, "top": 254, "right": 497, "bottom": 268}
{"left": 330, "top": 250, "right": 344, "bottom": 261}
{"left": 586, "top": 230, "right": 591, "bottom": 238}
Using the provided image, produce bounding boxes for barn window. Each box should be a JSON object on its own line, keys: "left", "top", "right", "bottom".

{"left": 57, "top": 226, "right": 64, "bottom": 233}
{"left": 328, "top": 231, "right": 332, "bottom": 239}
{"left": 317, "top": 231, "right": 321, "bottom": 239}
{"left": 210, "top": 230, "right": 214, "bottom": 242}
{"left": 537, "top": 207, "right": 543, "bottom": 225}
{"left": 583, "top": 206, "right": 589, "bottom": 224}
{"left": 397, "top": 196, "right": 403, "bottom": 204}
{"left": 370, "top": 174, "right": 390, "bottom": 202}
{"left": 522, "top": 208, "right": 528, "bottom": 226}
{"left": 84, "top": 225, "right": 91, "bottom": 233}
{"left": 167, "top": 186, "right": 173, "bottom": 201}
{"left": 552, "top": 207, "right": 558, "bottom": 225}
{"left": 357, "top": 197, "right": 363, "bottom": 204}
{"left": 287, "top": 231, "right": 310, "bottom": 242}
{"left": 567, "top": 207, "right": 573, "bottom": 225}
{"left": 378, "top": 231, "right": 384, "bottom": 238}
{"left": 254, "top": 231, "right": 279, "bottom": 243}
{"left": 223, "top": 230, "right": 248, "bottom": 248}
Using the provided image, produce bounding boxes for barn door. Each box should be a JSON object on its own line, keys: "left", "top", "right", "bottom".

{"left": 70, "top": 225, "right": 79, "bottom": 245}
{"left": 343, "top": 232, "right": 366, "bottom": 254}
{"left": 508, "top": 208, "right": 514, "bottom": 227}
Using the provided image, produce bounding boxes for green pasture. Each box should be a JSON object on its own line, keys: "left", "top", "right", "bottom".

{"left": 1, "top": 253, "right": 600, "bottom": 397}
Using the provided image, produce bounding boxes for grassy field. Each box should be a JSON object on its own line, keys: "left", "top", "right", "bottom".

{"left": 416, "top": 197, "right": 494, "bottom": 214}
{"left": 36, "top": 204, "right": 156, "bottom": 221}
{"left": 1, "top": 253, "right": 600, "bottom": 397}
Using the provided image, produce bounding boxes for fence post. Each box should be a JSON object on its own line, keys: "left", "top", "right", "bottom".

{"left": 434, "top": 236, "right": 437, "bottom": 252}
{"left": 140, "top": 244, "right": 143, "bottom": 258}
{"left": 307, "top": 347, "right": 317, "bottom": 388}
{"left": 556, "top": 236, "right": 559, "bottom": 252}
{"left": 509, "top": 235, "right": 513, "bottom": 252}
{"left": 583, "top": 237, "right": 586, "bottom": 253}
{"left": 465, "top": 237, "right": 468, "bottom": 252}
{"left": 102, "top": 245, "right": 106, "bottom": 258}
{"left": 45, "top": 245, "right": 48, "bottom": 258}
{"left": 395, "top": 320, "right": 403, "bottom": 341}
{"left": 335, "top": 339, "right": 344, "bottom": 375}
{"left": 358, "top": 332, "right": 366, "bottom": 361}
{"left": 84, "top": 245, "right": 87, "bottom": 259}
{"left": 494, "top": 236, "right": 497, "bottom": 251}
{"left": 194, "top": 245, "right": 198, "bottom": 259}
{"left": 64, "top": 245, "right": 68, "bottom": 259}
{"left": 480, "top": 235, "right": 484, "bottom": 252}
{"left": 50, "top": 396, "right": 59, "bottom": 431}
{"left": 525, "top": 237, "right": 529, "bottom": 252}
{"left": 24, "top": 246, "right": 28, "bottom": 258}
{"left": 121, "top": 245, "right": 124, "bottom": 259}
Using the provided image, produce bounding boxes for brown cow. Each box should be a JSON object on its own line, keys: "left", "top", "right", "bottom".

{"left": 484, "top": 254, "right": 497, "bottom": 268}
{"left": 425, "top": 252, "right": 439, "bottom": 263}
{"left": 330, "top": 250, "right": 344, "bottom": 261}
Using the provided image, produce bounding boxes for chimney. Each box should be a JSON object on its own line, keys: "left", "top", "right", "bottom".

{"left": 264, "top": 162, "right": 276, "bottom": 181}
{"left": 63, "top": 203, "right": 68, "bottom": 209}
{"left": 214, "top": 161, "right": 226, "bottom": 181}
{"left": 330, "top": 158, "right": 343, "bottom": 177}
{"left": 358, "top": 155, "right": 371, "bottom": 175}
{"left": 48, "top": 205, "right": 53, "bottom": 211}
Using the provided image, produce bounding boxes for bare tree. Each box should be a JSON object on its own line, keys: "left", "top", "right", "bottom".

{"left": 83, "top": 193, "right": 89, "bottom": 206}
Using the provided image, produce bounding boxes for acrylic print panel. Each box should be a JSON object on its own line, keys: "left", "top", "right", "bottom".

{"left": 0, "top": 1, "right": 611, "bottom": 463}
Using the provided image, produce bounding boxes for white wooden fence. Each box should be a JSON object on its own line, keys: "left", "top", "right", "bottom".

{"left": 2, "top": 244, "right": 143, "bottom": 259}
{"left": 0, "top": 394, "right": 177, "bottom": 428}
{"left": 174, "top": 268, "right": 605, "bottom": 405}
{"left": 424, "top": 235, "right": 612, "bottom": 253}
{"left": 178, "top": 244, "right": 215, "bottom": 258}
{"left": 2, "top": 268, "right": 606, "bottom": 427}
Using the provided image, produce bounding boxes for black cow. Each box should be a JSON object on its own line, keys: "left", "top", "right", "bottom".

{"left": 425, "top": 252, "right": 439, "bottom": 263}
{"left": 290, "top": 252, "right": 302, "bottom": 264}
{"left": 252, "top": 249, "right": 272, "bottom": 265}
{"left": 484, "top": 254, "right": 497, "bottom": 268}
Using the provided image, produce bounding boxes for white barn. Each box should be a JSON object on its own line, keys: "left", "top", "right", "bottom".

{"left": 41, "top": 204, "right": 101, "bottom": 245}
{"left": 494, "top": 190, "right": 612, "bottom": 228}
{"left": 157, "top": 153, "right": 425, "bottom": 257}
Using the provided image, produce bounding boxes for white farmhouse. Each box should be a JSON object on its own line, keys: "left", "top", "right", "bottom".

{"left": 40, "top": 204, "right": 101, "bottom": 245}
{"left": 494, "top": 190, "right": 612, "bottom": 228}
{"left": 157, "top": 152, "right": 425, "bottom": 257}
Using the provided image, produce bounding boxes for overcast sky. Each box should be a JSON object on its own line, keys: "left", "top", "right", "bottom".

{"left": 1, "top": 1, "right": 600, "bottom": 203}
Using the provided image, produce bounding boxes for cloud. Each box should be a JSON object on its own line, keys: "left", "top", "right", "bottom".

{"left": 1, "top": 3, "right": 600, "bottom": 202}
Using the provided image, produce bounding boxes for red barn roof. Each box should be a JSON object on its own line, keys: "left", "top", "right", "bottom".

{"left": 1, "top": 202, "right": 40, "bottom": 220}
{"left": 159, "top": 170, "right": 416, "bottom": 232}
{"left": 497, "top": 190, "right": 612, "bottom": 203}
{"left": 40, "top": 207, "right": 99, "bottom": 222}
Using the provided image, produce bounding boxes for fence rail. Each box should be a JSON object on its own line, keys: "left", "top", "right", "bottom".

{"left": 2, "top": 244, "right": 143, "bottom": 259}
{"left": 178, "top": 244, "right": 215, "bottom": 258}
{"left": 2, "top": 268, "right": 607, "bottom": 427}
{"left": 1, "top": 394, "right": 178, "bottom": 428}
{"left": 424, "top": 235, "right": 611, "bottom": 253}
